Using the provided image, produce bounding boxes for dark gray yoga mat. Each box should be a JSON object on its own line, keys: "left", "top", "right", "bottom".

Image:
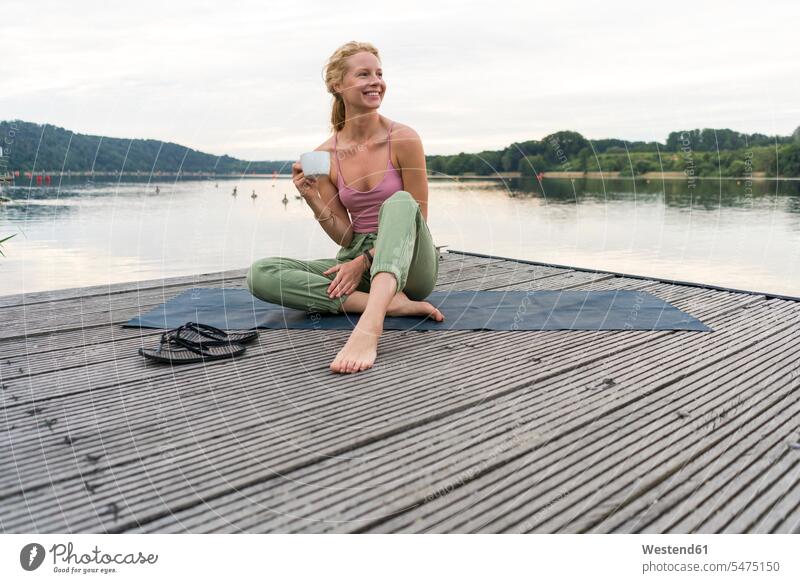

{"left": 123, "top": 287, "right": 712, "bottom": 332}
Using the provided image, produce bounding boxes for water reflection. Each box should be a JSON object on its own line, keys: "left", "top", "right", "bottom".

{"left": 1, "top": 177, "right": 798, "bottom": 297}
{"left": 504, "top": 177, "right": 800, "bottom": 210}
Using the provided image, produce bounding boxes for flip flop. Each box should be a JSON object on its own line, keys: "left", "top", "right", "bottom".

{"left": 167, "top": 322, "right": 258, "bottom": 347}
{"left": 138, "top": 331, "right": 247, "bottom": 364}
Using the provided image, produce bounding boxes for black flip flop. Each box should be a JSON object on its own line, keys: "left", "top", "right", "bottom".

{"left": 167, "top": 321, "right": 258, "bottom": 347}
{"left": 138, "top": 331, "right": 247, "bottom": 364}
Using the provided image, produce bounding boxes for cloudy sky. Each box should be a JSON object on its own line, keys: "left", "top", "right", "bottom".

{"left": 2, "top": 0, "right": 798, "bottom": 160}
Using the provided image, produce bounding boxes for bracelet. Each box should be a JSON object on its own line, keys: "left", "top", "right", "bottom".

{"left": 316, "top": 211, "right": 336, "bottom": 224}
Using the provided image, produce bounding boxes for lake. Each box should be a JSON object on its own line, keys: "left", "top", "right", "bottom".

{"left": 1, "top": 177, "right": 799, "bottom": 297}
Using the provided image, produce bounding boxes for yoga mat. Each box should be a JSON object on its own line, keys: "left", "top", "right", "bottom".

{"left": 123, "top": 287, "right": 713, "bottom": 332}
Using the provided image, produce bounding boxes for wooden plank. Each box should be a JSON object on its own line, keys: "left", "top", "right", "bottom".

{"left": 0, "top": 281, "right": 250, "bottom": 336}
{"left": 372, "top": 302, "right": 796, "bottom": 532}
{"left": 435, "top": 262, "right": 570, "bottom": 287}
{"left": 0, "top": 288, "right": 771, "bottom": 532}
{"left": 596, "top": 369, "right": 800, "bottom": 534}
{"left": 446, "top": 250, "right": 800, "bottom": 303}
{"left": 749, "top": 466, "right": 800, "bottom": 533}
{"left": 360, "top": 312, "right": 796, "bottom": 531}
{"left": 3, "top": 251, "right": 792, "bottom": 524}
{"left": 0, "top": 286, "right": 720, "bottom": 524}
{"left": 0, "top": 278, "right": 675, "bottom": 447}
{"left": 0, "top": 260, "right": 560, "bottom": 393}
{"left": 0, "top": 262, "right": 632, "bottom": 402}
{"left": 758, "top": 471, "right": 800, "bottom": 533}
{"left": 131, "top": 296, "right": 793, "bottom": 534}
{"left": 0, "top": 279, "right": 736, "bottom": 443}
{"left": 348, "top": 302, "right": 800, "bottom": 533}
{"left": 1, "top": 259, "right": 575, "bottom": 459}
{"left": 0, "top": 268, "right": 250, "bottom": 309}
{"left": 0, "top": 328, "right": 336, "bottom": 382}
{"left": 692, "top": 449, "right": 800, "bottom": 533}
{"left": 0, "top": 278, "right": 714, "bottom": 421}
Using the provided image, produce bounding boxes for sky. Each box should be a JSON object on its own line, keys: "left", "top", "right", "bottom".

{"left": 2, "top": 0, "right": 799, "bottom": 161}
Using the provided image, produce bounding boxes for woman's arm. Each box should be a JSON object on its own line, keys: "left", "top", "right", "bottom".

{"left": 310, "top": 169, "right": 354, "bottom": 247}
{"left": 293, "top": 148, "right": 354, "bottom": 248}
{"left": 395, "top": 126, "right": 429, "bottom": 221}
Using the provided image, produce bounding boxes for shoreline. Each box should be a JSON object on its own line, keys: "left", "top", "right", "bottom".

{"left": 452, "top": 171, "right": 799, "bottom": 181}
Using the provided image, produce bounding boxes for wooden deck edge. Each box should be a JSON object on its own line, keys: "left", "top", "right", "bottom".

{"left": 446, "top": 249, "right": 800, "bottom": 303}
{"left": 0, "top": 267, "right": 252, "bottom": 307}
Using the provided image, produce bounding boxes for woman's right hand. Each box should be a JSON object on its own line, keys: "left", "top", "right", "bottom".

{"left": 292, "top": 161, "right": 319, "bottom": 200}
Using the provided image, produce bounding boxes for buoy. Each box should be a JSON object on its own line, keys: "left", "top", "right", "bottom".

{"left": 45, "top": 175, "right": 52, "bottom": 185}
{"left": 36, "top": 175, "right": 42, "bottom": 185}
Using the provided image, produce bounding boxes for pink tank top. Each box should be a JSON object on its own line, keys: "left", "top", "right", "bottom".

{"left": 334, "top": 121, "right": 404, "bottom": 233}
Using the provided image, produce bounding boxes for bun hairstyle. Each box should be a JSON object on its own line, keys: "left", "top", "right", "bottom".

{"left": 323, "top": 41, "right": 381, "bottom": 133}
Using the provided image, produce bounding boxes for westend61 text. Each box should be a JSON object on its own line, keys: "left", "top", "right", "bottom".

{"left": 642, "top": 544, "right": 708, "bottom": 555}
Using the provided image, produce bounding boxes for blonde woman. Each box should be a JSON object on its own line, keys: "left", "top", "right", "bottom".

{"left": 246, "top": 41, "right": 444, "bottom": 374}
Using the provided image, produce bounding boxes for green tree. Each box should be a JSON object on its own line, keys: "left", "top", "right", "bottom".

{"left": 444, "top": 153, "right": 472, "bottom": 176}
{"left": 541, "top": 131, "right": 590, "bottom": 167}
{"left": 727, "top": 160, "right": 746, "bottom": 176}
{"left": 778, "top": 144, "right": 800, "bottom": 177}
{"left": 518, "top": 155, "right": 546, "bottom": 176}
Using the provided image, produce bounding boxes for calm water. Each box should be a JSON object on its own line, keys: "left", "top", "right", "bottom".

{"left": 1, "top": 177, "right": 799, "bottom": 297}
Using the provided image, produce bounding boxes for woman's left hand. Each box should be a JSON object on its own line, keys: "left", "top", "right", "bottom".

{"left": 323, "top": 257, "right": 367, "bottom": 298}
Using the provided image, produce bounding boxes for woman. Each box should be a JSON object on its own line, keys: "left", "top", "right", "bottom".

{"left": 246, "top": 41, "right": 444, "bottom": 374}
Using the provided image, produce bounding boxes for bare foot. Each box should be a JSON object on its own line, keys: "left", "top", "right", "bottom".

{"left": 330, "top": 318, "right": 382, "bottom": 374}
{"left": 386, "top": 291, "right": 445, "bottom": 322}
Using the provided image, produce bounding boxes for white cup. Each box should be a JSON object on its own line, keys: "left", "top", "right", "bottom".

{"left": 300, "top": 151, "right": 331, "bottom": 179}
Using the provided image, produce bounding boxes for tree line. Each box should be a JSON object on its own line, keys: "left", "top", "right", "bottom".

{"left": 426, "top": 128, "right": 800, "bottom": 178}
{"left": 3, "top": 119, "right": 800, "bottom": 178}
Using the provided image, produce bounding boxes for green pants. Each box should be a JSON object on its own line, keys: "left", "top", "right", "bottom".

{"left": 246, "top": 190, "right": 439, "bottom": 314}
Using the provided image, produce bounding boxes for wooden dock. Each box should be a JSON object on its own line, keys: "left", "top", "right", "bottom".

{"left": 1, "top": 250, "right": 799, "bottom": 534}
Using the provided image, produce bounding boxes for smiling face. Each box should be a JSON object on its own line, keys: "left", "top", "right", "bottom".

{"left": 334, "top": 51, "right": 386, "bottom": 111}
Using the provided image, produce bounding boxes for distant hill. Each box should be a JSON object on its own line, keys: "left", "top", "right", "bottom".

{"left": 0, "top": 120, "right": 292, "bottom": 174}
{"left": 2, "top": 119, "right": 799, "bottom": 178}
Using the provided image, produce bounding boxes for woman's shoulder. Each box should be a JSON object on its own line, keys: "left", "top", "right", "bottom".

{"left": 390, "top": 120, "right": 422, "bottom": 148}
{"left": 389, "top": 121, "right": 423, "bottom": 165}
{"left": 389, "top": 120, "right": 420, "bottom": 141}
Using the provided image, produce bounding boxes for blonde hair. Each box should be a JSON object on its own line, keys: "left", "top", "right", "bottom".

{"left": 323, "top": 41, "right": 381, "bottom": 133}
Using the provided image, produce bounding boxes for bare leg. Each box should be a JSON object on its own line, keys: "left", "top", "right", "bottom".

{"left": 339, "top": 290, "right": 445, "bottom": 321}
{"left": 330, "top": 272, "right": 396, "bottom": 373}
{"left": 330, "top": 272, "right": 445, "bottom": 373}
